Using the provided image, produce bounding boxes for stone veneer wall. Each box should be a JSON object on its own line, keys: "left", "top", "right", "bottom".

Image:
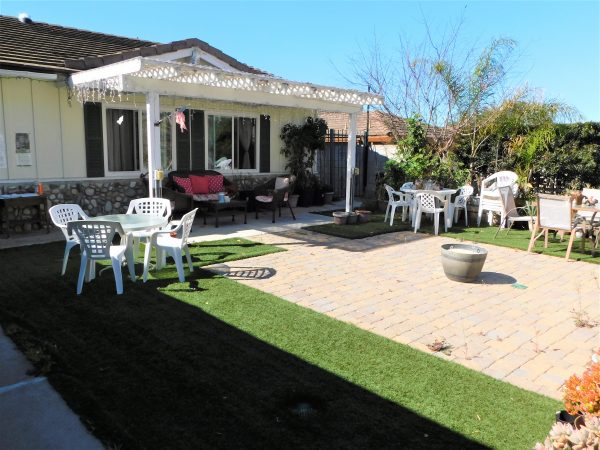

{"left": 1, "top": 174, "right": 288, "bottom": 233}
{"left": 1, "top": 179, "right": 146, "bottom": 232}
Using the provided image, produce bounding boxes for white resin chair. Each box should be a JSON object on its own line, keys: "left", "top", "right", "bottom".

{"left": 413, "top": 191, "right": 447, "bottom": 235}
{"left": 67, "top": 221, "right": 136, "bottom": 295}
{"left": 126, "top": 197, "right": 172, "bottom": 257}
{"left": 450, "top": 185, "right": 474, "bottom": 226}
{"left": 400, "top": 181, "right": 415, "bottom": 190}
{"left": 143, "top": 208, "right": 198, "bottom": 283}
{"left": 494, "top": 186, "right": 534, "bottom": 238}
{"left": 527, "top": 194, "right": 590, "bottom": 261}
{"left": 49, "top": 204, "right": 89, "bottom": 275}
{"left": 477, "top": 171, "right": 519, "bottom": 226}
{"left": 383, "top": 184, "right": 411, "bottom": 226}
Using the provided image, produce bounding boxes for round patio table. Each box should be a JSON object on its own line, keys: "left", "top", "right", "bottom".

{"left": 401, "top": 188, "right": 457, "bottom": 228}
{"left": 86, "top": 214, "right": 168, "bottom": 232}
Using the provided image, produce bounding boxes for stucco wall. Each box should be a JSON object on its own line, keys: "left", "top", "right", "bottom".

{"left": 0, "top": 76, "right": 312, "bottom": 184}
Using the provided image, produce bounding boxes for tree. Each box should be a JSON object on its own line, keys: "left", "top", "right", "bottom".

{"left": 351, "top": 20, "right": 518, "bottom": 160}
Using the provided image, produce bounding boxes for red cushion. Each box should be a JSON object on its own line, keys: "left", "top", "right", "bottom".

{"left": 207, "top": 175, "right": 224, "bottom": 193}
{"left": 189, "top": 175, "right": 209, "bottom": 194}
{"left": 173, "top": 176, "right": 193, "bottom": 194}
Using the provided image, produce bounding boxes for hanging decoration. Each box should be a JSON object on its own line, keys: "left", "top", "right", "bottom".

{"left": 175, "top": 109, "right": 187, "bottom": 132}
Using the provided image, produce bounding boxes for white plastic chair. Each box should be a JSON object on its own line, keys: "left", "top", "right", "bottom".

{"left": 450, "top": 185, "right": 474, "bottom": 226}
{"left": 383, "top": 184, "right": 411, "bottom": 226}
{"left": 413, "top": 191, "right": 447, "bottom": 235}
{"left": 477, "top": 171, "right": 519, "bottom": 226}
{"left": 126, "top": 198, "right": 172, "bottom": 257}
{"left": 48, "top": 204, "right": 89, "bottom": 275}
{"left": 400, "top": 181, "right": 415, "bottom": 190}
{"left": 143, "top": 208, "right": 198, "bottom": 283}
{"left": 67, "top": 221, "right": 136, "bottom": 295}
{"left": 494, "top": 186, "right": 534, "bottom": 238}
{"left": 527, "top": 194, "right": 591, "bottom": 261}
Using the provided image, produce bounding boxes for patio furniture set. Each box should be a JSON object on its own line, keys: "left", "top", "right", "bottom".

{"left": 162, "top": 171, "right": 296, "bottom": 226}
{"left": 384, "top": 171, "right": 600, "bottom": 260}
{"left": 50, "top": 199, "right": 198, "bottom": 295}
{"left": 46, "top": 174, "right": 297, "bottom": 295}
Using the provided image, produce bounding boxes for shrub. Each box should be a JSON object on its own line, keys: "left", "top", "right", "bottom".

{"left": 564, "top": 362, "right": 600, "bottom": 416}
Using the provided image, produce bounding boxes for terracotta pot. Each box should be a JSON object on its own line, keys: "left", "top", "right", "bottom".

{"left": 355, "top": 210, "right": 371, "bottom": 223}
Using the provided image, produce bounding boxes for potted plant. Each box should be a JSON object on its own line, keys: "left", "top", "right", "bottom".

{"left": 280, "top": 117, "right": 327, "bottom": 207}
{"left": 321, "top": 184, "right": 334, "bottom": 204}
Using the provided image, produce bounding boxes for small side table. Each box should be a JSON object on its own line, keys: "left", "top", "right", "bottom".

{"left": 0, "top": 194, "right": 50, "bottom": 238}
{"left": 199, "top": 199, "right": 248, "bottom": 228}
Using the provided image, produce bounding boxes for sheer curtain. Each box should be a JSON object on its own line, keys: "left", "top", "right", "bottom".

{"left": 237, "top": 118, "right": 254, "bottom": 169}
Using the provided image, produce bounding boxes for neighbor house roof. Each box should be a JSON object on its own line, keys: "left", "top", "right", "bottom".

{"left": 0, "top": 15, "right": 266, "bottom": 75}
{"left": 319, "top": 111, "right": 403, "bottom": 143}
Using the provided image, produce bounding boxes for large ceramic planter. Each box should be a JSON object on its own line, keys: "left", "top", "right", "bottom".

{"left": 441, "top": 244, "right": 487, "bottom": 283}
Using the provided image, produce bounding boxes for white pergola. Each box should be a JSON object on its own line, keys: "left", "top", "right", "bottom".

{"left": 69, "top": 56, "right": 383, "bottom": 212}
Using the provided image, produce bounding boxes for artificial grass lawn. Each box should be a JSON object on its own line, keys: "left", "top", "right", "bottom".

{"left": 0, "top": 239, "right": 561, "bottom": 449}
{"left": 307, "top": 212, "right": 599, "bottom": 264}
{"left": 306, "top": 212, "right": 412, "bottom": 239}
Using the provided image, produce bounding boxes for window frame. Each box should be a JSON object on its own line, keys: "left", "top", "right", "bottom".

{"left": 204, "top": 111, "right": 260, "bottom": 173}
{"left": 101, "top": 103, "right": 177, "bottom": 177}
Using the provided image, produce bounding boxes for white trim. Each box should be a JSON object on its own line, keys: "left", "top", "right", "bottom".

{"left": 204, "top": 111, "right": 260, "bottom": 172}
{"left": 69, "top": 56, "right": 382, "bottom": 108}
{"left": 0, "top": 69, "right": 57, "bottom": 81}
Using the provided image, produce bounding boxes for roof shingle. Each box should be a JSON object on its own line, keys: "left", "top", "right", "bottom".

{"left": 0, "top": 15, "right": 268, "bottom": 75}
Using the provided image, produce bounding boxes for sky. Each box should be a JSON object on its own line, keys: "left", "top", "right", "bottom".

{"left": 0, "top": 0, "right": 598, "bottom": 121}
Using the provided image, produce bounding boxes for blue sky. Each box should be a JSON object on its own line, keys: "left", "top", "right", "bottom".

{"left": 1, "top": 1, "right": 598, "bottom": 121}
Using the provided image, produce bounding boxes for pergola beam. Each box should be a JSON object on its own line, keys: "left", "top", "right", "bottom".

{"left": 122, "top": 76, "right": 363, "bottom": 113}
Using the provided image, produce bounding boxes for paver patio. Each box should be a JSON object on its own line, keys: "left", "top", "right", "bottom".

{"left": 209, "top": 229, "right": 600, "bottom": 400}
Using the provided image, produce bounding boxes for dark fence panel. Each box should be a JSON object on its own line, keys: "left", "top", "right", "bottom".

{"left": 316, "top": 129, "right": 366, "bottom": 198}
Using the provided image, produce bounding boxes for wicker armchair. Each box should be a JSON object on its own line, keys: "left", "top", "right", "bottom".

{"left": 253, "top": 176, "right": 296, "bottom": 223}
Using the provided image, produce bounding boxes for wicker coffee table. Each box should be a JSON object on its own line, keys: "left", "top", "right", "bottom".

{"left": 198, "top": 199, "right": 248, "bottom": 228}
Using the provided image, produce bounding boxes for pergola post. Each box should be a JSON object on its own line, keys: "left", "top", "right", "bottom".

{"left": 145, "top": 91, "right": 161, "bottom": 198}
{"left": 345, "top": 112, "right": 357, "bottom": 213}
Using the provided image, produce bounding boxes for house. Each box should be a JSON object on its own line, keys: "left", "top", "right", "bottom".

{"left": 0, "top": 14, "right": 380, "bottom": 217}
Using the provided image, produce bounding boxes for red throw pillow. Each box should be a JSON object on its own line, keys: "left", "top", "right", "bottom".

{"left": 173, "top": 176, "right": 193, "bottom": 194}
{"left": 207, "top": 175, "right": 224, "bottom": 193}
{"left": 189, "top": 175, "right": 209, "bottom": 194}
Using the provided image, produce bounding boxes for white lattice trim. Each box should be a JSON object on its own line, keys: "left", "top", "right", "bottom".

{"left": 70, "top": 57, "right": 383, "bottom": 107}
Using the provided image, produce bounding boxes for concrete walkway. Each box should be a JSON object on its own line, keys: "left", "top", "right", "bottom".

{"left": 208, "top": 228, "right": 600, "bottom": 400}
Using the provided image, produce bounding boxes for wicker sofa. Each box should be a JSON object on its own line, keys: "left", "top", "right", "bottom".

{"left": 162, "top": 170, "right": 238, "bottom": 215}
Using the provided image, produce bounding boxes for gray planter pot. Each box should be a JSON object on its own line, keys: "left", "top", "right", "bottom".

{"left": 441, "top": 244, "right": 487, "bottom": 283}
{"left": 346, "top": 212, "right": 358, "bottom": 224}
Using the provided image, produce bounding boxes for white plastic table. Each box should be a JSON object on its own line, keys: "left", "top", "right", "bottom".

{"left": 401, "top": 188, "right": 457, "bottom": 229}
{"left": 86, "top": 214, "right": 168, "bottom": 232}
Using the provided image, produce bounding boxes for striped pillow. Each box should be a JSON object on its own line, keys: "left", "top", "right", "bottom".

{"left": 207, "top": 175, "right": 224, "bottom": 193}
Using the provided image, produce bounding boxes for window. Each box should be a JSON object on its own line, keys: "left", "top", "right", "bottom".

{"left": 106, "top": 109, "right": 140, "bottom": 172}
{"left": 106, "top": 108, "right": 173, "bottom": 175}
{"left": 207, "top": 115, "right": 256, "bottom": 171}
